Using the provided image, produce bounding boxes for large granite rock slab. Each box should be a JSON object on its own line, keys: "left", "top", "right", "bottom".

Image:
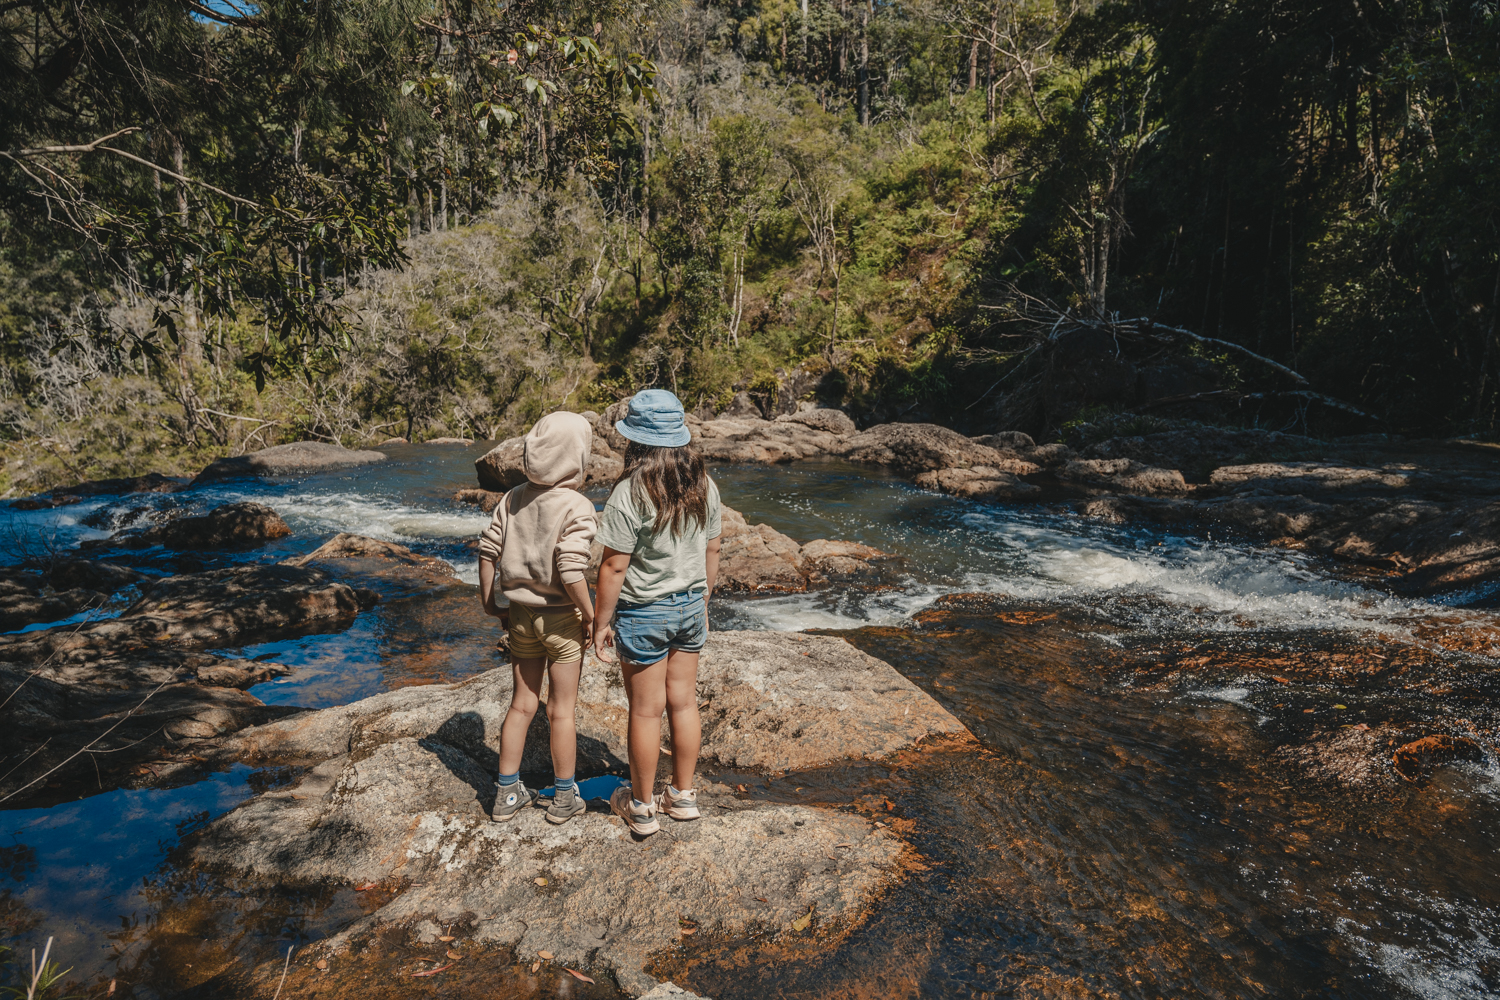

{"left": 191, "top": 441, "right": 386, "bottom": 483}
{"left": 187, "top": 631, "right": 967, "bottom": 994}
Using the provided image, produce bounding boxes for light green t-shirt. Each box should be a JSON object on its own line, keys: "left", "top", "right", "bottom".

{"left": 596, "top": 476, "right": 722, "bottom": 604}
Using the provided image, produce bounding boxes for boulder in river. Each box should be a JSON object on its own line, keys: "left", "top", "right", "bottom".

{"left": 838, "top": 422, "right": 1022, "bottom": 476}
{"left": 191, "top": 441, "right": 386, "bottom": 483}
{"left": 188, "top": 631, "right": 967, "bottom": 994}
{"left": 715, "top": 508, "right": 895, "bottom": 591}
{"left": 85, "top": 501, "right": 291, "bottom": 550}
{"left": 474, "top": 433, "right": 622, "bottom": 491}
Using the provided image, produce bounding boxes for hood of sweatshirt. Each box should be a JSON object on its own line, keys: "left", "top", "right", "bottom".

{"left": 523, "top": 411, "right": 592, "bottom": 489}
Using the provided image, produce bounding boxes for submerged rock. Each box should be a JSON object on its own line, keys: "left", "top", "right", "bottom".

{"left": 189, "top": 631, "right": 965, "bottom": 994}
{"left": 0, "top": 561, "right": 374, "bottom": 805}
{"left": 0, "top": 559, "right": 146, "bottom": 633}
{"left": 191, "top": 441, "right": 386, "bottom": 483}
{"left": 86, "top": 501, "right": 291, "bottom": 550}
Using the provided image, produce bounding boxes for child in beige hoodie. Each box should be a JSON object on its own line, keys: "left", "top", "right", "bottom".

{"left": 477, "top": 410, "right": 597, "bottom": 825}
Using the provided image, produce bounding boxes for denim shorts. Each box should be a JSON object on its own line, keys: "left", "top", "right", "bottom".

{"left": 614, "top": 591, "right": 708, "bottom": 665}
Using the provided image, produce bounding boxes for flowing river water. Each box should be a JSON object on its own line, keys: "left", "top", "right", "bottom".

{"left": 2, "top": 442, "right": 1497, "bottom": 998}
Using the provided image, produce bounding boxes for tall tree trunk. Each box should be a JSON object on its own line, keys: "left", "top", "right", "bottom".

{"left": 171, "top": 137, "right": 187, "bottom": 226}
{"left": 968, "top": 38, "right": 980, "bottom": 91}
{"left": 858, "top": 1, "right": 870, "bottom": 126}
{"left": 985, "top": 6, "right": 999, "bottom": 123}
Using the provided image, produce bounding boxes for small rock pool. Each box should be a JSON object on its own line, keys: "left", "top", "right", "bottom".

{"left": 2, "top": 443, "right": 1497, "bottom": 998}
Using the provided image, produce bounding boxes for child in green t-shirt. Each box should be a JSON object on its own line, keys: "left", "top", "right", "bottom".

{"left": 593, "top": 390, "right": 722, "bottom": 837}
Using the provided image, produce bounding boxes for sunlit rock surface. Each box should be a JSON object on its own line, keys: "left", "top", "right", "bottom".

{"left": 191, "top": 441, "right": 387, "bottom": 483}
{"left": 188, "top": 631, "right": 968, "bottom": 994}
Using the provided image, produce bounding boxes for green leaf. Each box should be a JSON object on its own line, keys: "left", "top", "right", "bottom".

{"left": 401, "top": 80, "right": 417, "bottom": 96}
{"left": 524, "top": 76, "right": 537, "bottom": 94}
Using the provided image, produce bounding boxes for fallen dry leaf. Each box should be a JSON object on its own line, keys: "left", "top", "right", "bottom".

{"left": 530, "top": 960, "right": 540, "bottom": 973}
{"left": 537, "top": 950, "right": 554, "bottom": 960}
{"left": 791, "top": 910, "right": 812, "bottom": 932}
{"left": 354, "top": 882, "right": 377, "bottom": 891}
{"left": 834, "top": 842, "right": 852, "bottom": 848}
{"left": 1271, "top": 675, "right": 1291, "bottom": 684}
{"left": 315, "top": 959, "right": 329, "bottom": 971}
{"left": 438, "top": 935, "right": 455, "bottom": 942}
{"left": 446, "top": 950, "right": 463, "bottom": 961}
{"left": 679, "top": 927, "right": 696, "bottom": 936}
{"left": 411, "top": 962, "right": 453, "bottom": 978}
{"left": 735, "top": 784, "right": 747, "bottom": 793}
{"left": 566, "top": 968, "right": 596, "bottom": 984}
{"left": 754, "top": 897, "right": 767, "bottom": 902}
{"left": 534, "top": 876, "right": 548, "bottom": 886}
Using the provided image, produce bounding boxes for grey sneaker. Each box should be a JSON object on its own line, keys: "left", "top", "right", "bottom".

{"left": 656, "top": 785, "right": 700, "bottom": 821}
{"left": 491, "top": 780, "right": 536, "bottom": 821}
{"left": 609, "top": 785, "right": 660, "bottom": 836}
{"left": 545, "top": 784, "right": 587, "bottom": 825}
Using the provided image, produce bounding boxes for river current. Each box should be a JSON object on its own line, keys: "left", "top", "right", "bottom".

{"left": 1, "top": 442, "right": 1496, "bottom": 998}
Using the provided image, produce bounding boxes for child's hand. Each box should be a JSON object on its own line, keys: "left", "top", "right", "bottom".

{"left": 593, "top": 622, "right": 617, "bottom": 664}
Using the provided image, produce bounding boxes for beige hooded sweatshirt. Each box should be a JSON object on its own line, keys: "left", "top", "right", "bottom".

{"left": 476, "top": 411, "right": 598, "bottom": 607}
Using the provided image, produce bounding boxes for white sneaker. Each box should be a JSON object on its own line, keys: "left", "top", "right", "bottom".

{"left": 656, "top": 785, "right": 700, "bottom": 820}
{"left": 610, "top": 785, "right": 660, "bottom": 835}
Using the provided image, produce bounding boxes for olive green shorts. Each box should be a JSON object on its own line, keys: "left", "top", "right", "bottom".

{"left": 507, "top": 603, "right": 586, "bottom": 663}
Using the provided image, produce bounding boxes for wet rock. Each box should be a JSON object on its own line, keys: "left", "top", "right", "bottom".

{"left": 914, "top": 467, "right": 1040, "bottom": 500}
{"left": 0, "top": 566, "right": 97, "bottom": 632}
{"left": 639, "top": 984, "right": 710, "bottom": 1000}
{"left": 424, "top": 436, "right": 474, "bottom": 445}
{"left": 1059, "top": 458, "right": 1191, "bottom": 496}
{"left": 973, "top": 431, "right": 1036, "bottom": 452}
{"left": 191, "top": 441, "right": 387, "bottom": 483}
{"left": 1209, "top": 462, "right": 1414, "bottom": 494}
{"left": 378, "top": 436, "right": 408, "bottom": 446}
{"left": 10, "top": 495, "right": 79, "bottom": 510}
{"left": 46, "top": 557, "right": 145, "bottom": 594}
{"left": 1084, "top": 426, "right": 1320, "bottom": 477}
{"left": 454, "top": 488, "right": 505, "bottom": 513}
{"left": 1272, "top": 726, "right": 1403, "bottom": 798}
{"left": 773, "top": 406, "right": 856, "bottom": 436}
{"left": 0, "top": 564, "right": 364, "bottom": 665}
{"left": 837, "top": 423, "right": 1010, "bottom": 476}
{"left": 87, "top": 502, "right": 291, "bottom": 550}
{"left": 692, "top": 416, "right": 843, "bottom": 463}
{"left": 1392, "top": 734, "right": 1483, "bottom": 780}
{"left": 0, "top": 561, "right": 366, "bottom": 804}
{"left": 0, "top": 560, "right": 146, "bottom": 632}
{"left": 188, "top": 631, "right": 964, "bottom": 994}
{"left": 284, "top": 533, "right": 456, "bottom": 598}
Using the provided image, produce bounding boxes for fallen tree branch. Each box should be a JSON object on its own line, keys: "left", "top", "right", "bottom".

{"left": 1124, "top": 318, "right": 1309, "bottom": 386}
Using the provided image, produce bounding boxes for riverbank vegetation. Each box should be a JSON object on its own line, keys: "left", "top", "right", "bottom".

{"left": 3, "top": 0, "right": 1498, "bottom": 495}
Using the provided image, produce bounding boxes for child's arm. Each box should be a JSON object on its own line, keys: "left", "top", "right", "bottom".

{"left": 592, "top": 548, "right": 631, "bottom": 663}
{"left": 704, "top": 536, "right": 721, "bottom": 604}
{"left": 564, "top": 578, "right": 594, "bottom": 630}
{"left": 477, "top": 556, "right": 508, "bottom": 622}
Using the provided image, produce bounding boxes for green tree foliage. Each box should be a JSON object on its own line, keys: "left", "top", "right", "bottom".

{"left": 5, "top": 0, "right": 1500, "bottom": 497}
{"left": 0, "top": 0, "right": 654, "bottom": 380}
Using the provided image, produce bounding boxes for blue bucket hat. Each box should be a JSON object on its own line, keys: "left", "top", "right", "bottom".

{"left": 617, "top": 389, "right": 692, "bottom": 448}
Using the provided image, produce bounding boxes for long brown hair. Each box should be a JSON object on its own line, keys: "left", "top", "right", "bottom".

{"left": 617, "top": 440, "right": 709, "bottom": 537}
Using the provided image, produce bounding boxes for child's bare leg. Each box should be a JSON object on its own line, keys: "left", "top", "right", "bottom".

{"left": 622, "top": 656, "right": 669, "bottom": 803}
{"left": 497, "top": 657, "right": 546, "bottom": 775}
{"left": 663, "top": 649, "right": 701, "bottom": 791}
{"left": 545, "top": 658, "right": 582, "bottom": 780}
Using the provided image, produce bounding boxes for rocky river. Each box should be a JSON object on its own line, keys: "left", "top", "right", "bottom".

{"left": 0, "top": 419, "right": 1497, "bottom": 999}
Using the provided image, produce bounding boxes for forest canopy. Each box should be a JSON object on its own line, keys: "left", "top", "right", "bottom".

{"left": 2, "top": 0, "right": 1498, "bottom": 492}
